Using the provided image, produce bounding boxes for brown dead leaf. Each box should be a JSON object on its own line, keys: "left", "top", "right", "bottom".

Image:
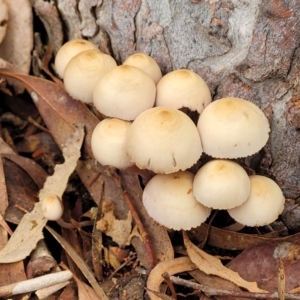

{"left": 0, "top": 71, "right": 103, "bottom": 204}
{"left": 227, "top": 237, "right": 300, "bottom": 293}
{"left": 0, "top": 72, "right": 98, "bottom": 155}
{"left": 182, "top": 231, "right": 267, "bottom": 293}
{"left": 189, "top": 222, "right": 300, "bottom": 250}
{"left": 0, "top": 125, "right": 84, "bottom": 262}
{"left": 0, "top": 0, "right": 33, "bottom": 94}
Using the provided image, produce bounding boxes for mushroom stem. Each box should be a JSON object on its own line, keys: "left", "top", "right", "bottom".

{"left": 122, "top": 191, "right": 155, "bottom": 271}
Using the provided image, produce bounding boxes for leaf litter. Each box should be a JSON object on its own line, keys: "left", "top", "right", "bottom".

{"left": 0, "top": 123, "right": 84, "bottom": 263}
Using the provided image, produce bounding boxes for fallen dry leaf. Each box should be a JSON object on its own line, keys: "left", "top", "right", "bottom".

{"left": 182, "top": 231, "right": 267, "bottom": 293}
{"left": 0, "top": 0, "right": 33, "bottom": 93}
{"left": 189, "top": 222, "right": 300, "bottom": 250}
{"left": 0, "top": 125, "right": 84, "bottom": 263}
{"left": 227, "top": 237, "right": 300, "bottom": 293}
{"left": 0, "top": 71, "right": 103, "bottom": 204}
{"left": 96, "top": 201, "right": 132, "bottom": 247}
{"left": 146, "top": 256, "right": 197, "bottom": 300}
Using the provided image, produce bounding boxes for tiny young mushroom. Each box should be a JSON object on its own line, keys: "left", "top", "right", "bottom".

{"left": 155, "top": 69, "right": 211, "bottom": 113}
{"left": 123, "top": 52, "right": 162, "bottom": 84}
{"left": 63, "top": 49, "right": 117, "bottom": 104}
{"left": 193, "top": 159, "right": 251, "bottom": 209}
{"left": 91, "top": 118, "right": 134, "bottom": 169}
{"left": 197, "top": 97, "right": 270, "bottom": 159}
{"left": 124, "top": 107, "right": 203, "bottom": 174}
{"left": 227, "top": 175, "right": 285, "bottom": 227}
{"left": 93, "top": 65, "right": 156, "bottom": 120}
{"left": 142, "top": 171, "right": 211, "bottom": 230}
{"left": 41, "top": 194, "right": 64, "bottom": 221}
{"left": 54, "top": 39, "right": 98, "bottom": 78}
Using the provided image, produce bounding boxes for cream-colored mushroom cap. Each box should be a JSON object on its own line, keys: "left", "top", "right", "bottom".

{"left": 91, "top": 118, "right": 134, "bottom": 169}
{"left": 193, "top": 160, "right": 251, "bottom": 209}
{"left": 143, "top": 171, "right": 211, "bottom": 230}
{"left": 123, "top": 53, "right": 162, "bottom": 84}
{"left": 155, "top": 69, "right": 211, "bottom": 113}
{"left": 124, "top": 107, "right": 203, "bottom": 173}
{"left": 227, "top": 175, "right": 285, "bottom": 227}
{"left": 64, "top": 49, "right": 117, "bottom": 103}
{"left": 41, "top": 194, "right": 64, "bottom": 221}
{"left": 197, "top": 97, "right": 270, "bottom": 158}
{"left": 93, "top": 65, "right": 156, "bottom": 120}
{"left": 54, "top": 39, "right": 98, "bottom": 78}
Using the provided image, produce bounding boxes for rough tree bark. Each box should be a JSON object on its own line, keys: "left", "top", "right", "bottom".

{"left": 56, "top": 0, "right": 300, "bottom": 199}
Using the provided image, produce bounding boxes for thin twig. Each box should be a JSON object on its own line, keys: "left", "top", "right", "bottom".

{"left": 169, "top": 276, "right": 300, "bottom": 300}
{"left": 162, "top": 272, "right": 177, "bottom": 299}
{"left": 107, "top": 252, "right": 137, "bottom": 280}
{"left": 122, "top": 191, "right": 155, "bottom": 270}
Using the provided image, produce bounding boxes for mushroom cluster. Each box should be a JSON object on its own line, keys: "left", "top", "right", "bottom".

{"left": 55, "top": 39, "right": 285, "bottom": 230}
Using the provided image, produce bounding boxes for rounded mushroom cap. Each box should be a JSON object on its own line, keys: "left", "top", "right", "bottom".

{"left": 124, "top": 107, "right": 203, "bottom": 173}
{"left": 227, "top": 175, "right": 285, "bottom": 226}
{"left": 64, "top": 49, "right": 117, "bottom": 104}
{"left": 91, "top": 118, "right": 134, "bottom": 169}
{"left": 123, "top": 53, "right": 162, "bottom": 84}
{"left": 156, "top": 69, "right": 211, "bottom": 114}
{"left": 41, "top": 194, "right": 64, "bottom": 221}
{"left": 193, "top": 160, "right": 251, "bottom": 209}
{"left": 54, "top": 39, "right": 98, "bottom": 78}
{"left": 143, "top": 171, "right": 211, "bottom": 230}
{"left": 93, "top": 65, "right": 156, "bottom": 120}
{"left": 197, "top": 97, "right": 270, "bottom": 159}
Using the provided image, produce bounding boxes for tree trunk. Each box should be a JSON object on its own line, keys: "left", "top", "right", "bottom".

{"left": 57, "top": 0, "right": 300, "bottom": 199}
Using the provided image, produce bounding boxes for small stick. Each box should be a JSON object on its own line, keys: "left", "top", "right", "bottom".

{"left": 27, "top": 116, "right": 51, "bottom": 133}
{"left": 169, "top": 276, "right": 300, "bottom": 300}
{"left": 162, "top": 272, "right": 177, "bottom": 299}
{"left": 122, "top": 191, "right": 155, "bottom": 270}
{"left": 107, "top": 253, "right": 137, "bottom": 280}
{"left": 0, "top": 270, "right": 72, "bottom": 298}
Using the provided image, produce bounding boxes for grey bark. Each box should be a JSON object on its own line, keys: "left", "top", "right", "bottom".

{"left": 56, "top": 0, "right": 300, "bottom": 199}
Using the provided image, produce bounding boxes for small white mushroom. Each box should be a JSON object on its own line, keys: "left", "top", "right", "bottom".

{"left": 227, "top": 175, "right": 285, "bottom": 227}
{"left": 54, "top": 39, "right": 98, "bottom": 78}
{"left": 193, "top": 159, "right": 251, "bottom": 209}
{"left": 93, "top": 65, "right": 156, "bottom": 120}
{"left": 91, "top": 118, "right": 134, "bottom": 169}
{"left": 41, "top": 194, "right": 64, "bottom": 221}
{"left": 123, "top": 53, "right": 162, "bottom": 84}
{"left": 124, "top": 107, "right": 203, "bottom": 173}
{"left": 143, "top": 171, "right": 211, "bottom": 230}
{"left": 156, "top": 69, "right": 211, "bottom": 113}
{"left": 197, "top": 97, "right": 270, "bottom": 158}
{"left": 63, "top": 49, "right": 117, "bottom": 104}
